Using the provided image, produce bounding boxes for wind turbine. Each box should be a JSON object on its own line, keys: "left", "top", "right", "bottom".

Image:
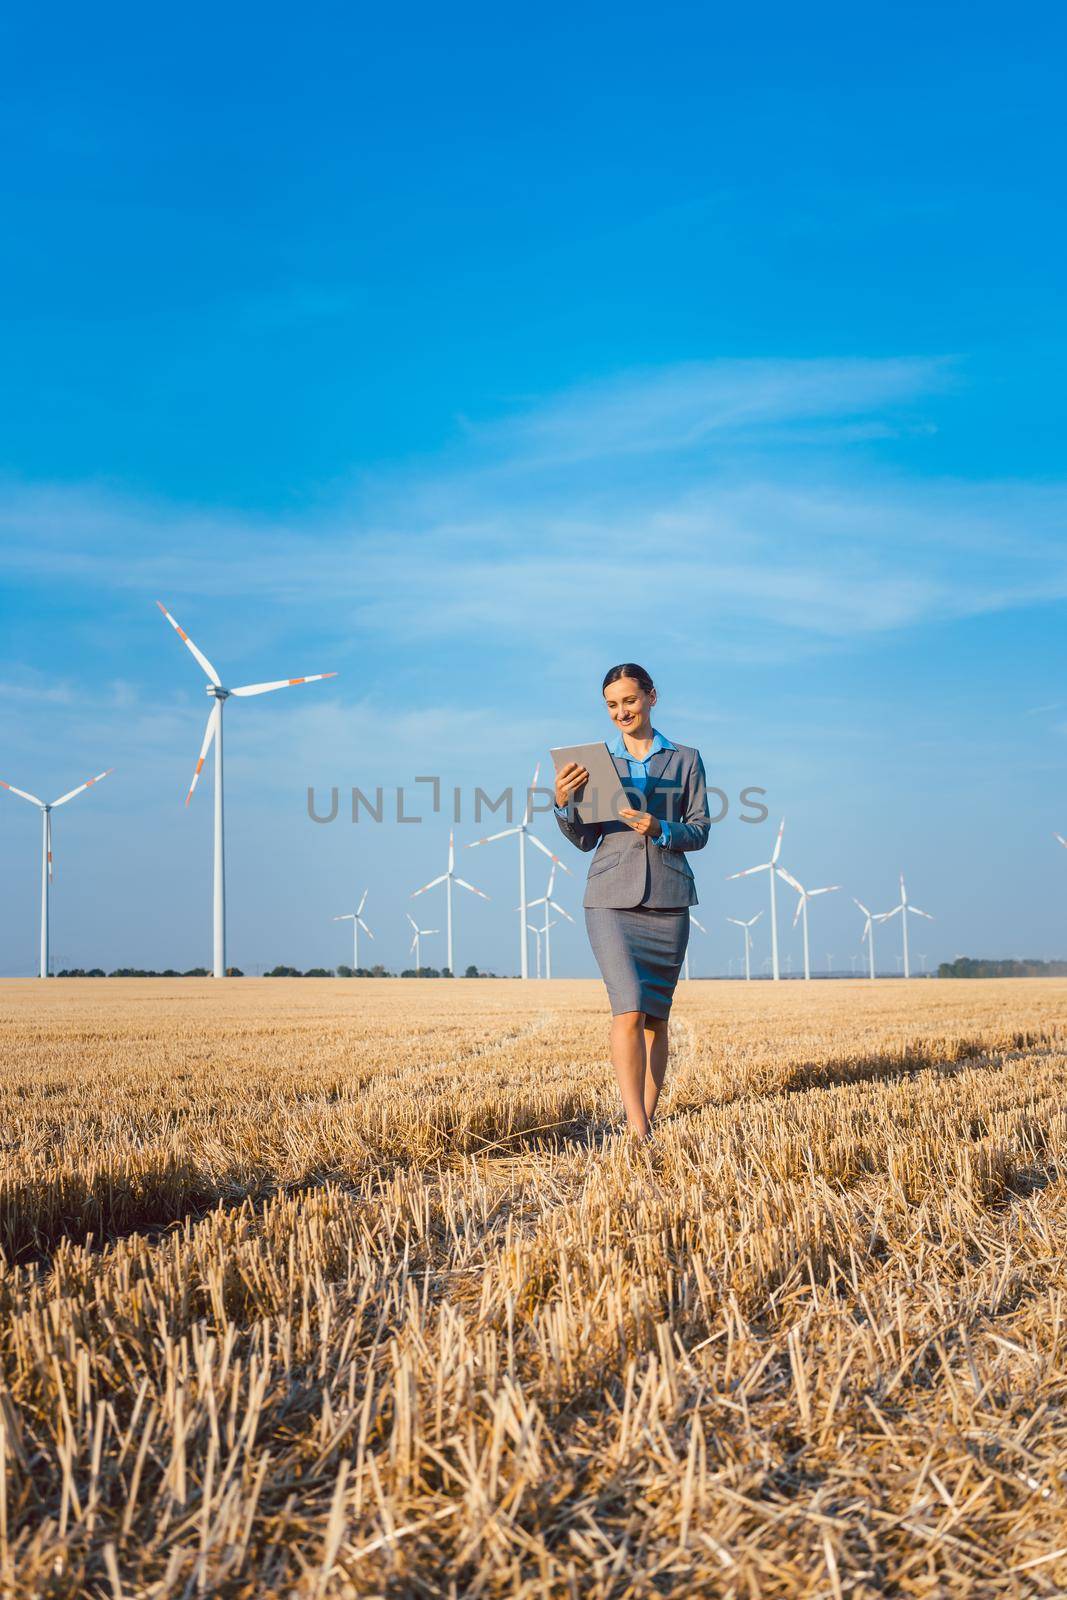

{"left": 411, "top": 830, "right": 489, "bottom": 976}
{"left": 157, "top": 602, "right": 337, "bottom": 979}
{"left": 333, "top": 890, "right": 373, "bottom": 970}
{"left": 683, "top": 912, "right": 707, "bottom": 980}
{"left": 526, "top": 855, "right": 573, "bottom": 978}
{"left": 405, "top": 912, "right": 438, "bottom": 976}
{"left": 526, "top": 920, "right": 557, "bottom": 979}
{"left": 727, "top": 819, "right": 785, "bottom": 979}
{"left": 466, "top": 764, "right": 557, "bottom": 978}
{"left": 853, "top": 898, "right": 877, "bottom": 979}
{"left": 775, "top": 869, "right": 840, "bottom": 981}
{"left": 875, "top": 874, "right": 932, "bottom": 980}
{"left": 1, "top": 768, "right": 114, "bottom": 978}
{"left": 726, "top": 911, "right": 762, "bottom": 981}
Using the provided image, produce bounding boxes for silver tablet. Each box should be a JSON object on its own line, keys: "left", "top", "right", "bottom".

{"left": 549, "top": 741, "right": 633, "bottom": 825}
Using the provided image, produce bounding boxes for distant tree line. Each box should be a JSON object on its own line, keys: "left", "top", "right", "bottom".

{"left": 938, "top": 957, "right": 1067, "bottom": 979}
{"left": 55, "top": 964, "right": 502, "bottom": 978}
{"left": 57, "top": 967, "right": 222, "bottom": 977}
{"left": 270, "top": 964, "right": 501, "bottom": 978}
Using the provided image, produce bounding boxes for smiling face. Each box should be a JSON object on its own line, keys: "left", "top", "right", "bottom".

{"left": 603, "top": 675, "right": 656, "bottom": 737}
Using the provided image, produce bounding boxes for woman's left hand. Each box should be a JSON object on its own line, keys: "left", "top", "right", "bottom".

{"left": 619, "top": 808, "right": 662, "bottom": 839}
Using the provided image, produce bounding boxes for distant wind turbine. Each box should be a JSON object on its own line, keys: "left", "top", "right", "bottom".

{"left": 333, "top": 890, "right": 374, "bottom": 970}
{"left": 875, "top": 874, "right": 933, "bottom": 979}
{"left": 405, "top": 913, "right": 438, "bottom": 976}
{"left": 467, "top": 765, "right": 558, "bottom": 978}
{"left": 526, "top": 856, "right": 573, "bottom": 978}
{"left": 157, "top": 602, "right": 337, "bottom": 979}
{"left": 1, "top": 768, "right": 114, "bottom": 978}
{"left": 776, "top": 869, "right": 840, "bottom": 981}
{"left": 411, "top": 830, "right": 489, "bottom": 976}
{"left": 526, "top": 920, "right": 556, "bottom": 979}
{"left": 853, "top": 898, "right": 877, "bottom": 980}
{"left": 727, "top": 911, "right": 762, "bottom": 981}
{"left": 683, "top": 912, "right": 707, "bottom": 980}
{"left": 727, "top": 819, "right": 785, "bottom": 978}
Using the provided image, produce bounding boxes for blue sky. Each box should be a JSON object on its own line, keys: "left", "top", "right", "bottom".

{"left": 1, "top": 1, "right": 1065, "bottom": 976}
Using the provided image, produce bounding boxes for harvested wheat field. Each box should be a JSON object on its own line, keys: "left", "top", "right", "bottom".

{"left": 1, "top": 978, "right": 1066, "bottom": 1598}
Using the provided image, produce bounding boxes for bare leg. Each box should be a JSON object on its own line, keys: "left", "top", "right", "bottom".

{"left": 643, "top": 1016, "right": 669, "bottom": 1123}
{"left": 610, "top": 1012, "right": 651, "bottom": 1139}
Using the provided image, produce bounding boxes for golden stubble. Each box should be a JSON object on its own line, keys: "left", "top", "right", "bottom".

{"left": 0, "top": 976, "right": 1064, "bottom": 1597}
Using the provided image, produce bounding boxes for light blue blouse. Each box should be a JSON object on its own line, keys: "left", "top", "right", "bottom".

{"left": 555, "top": 727, "right": 676, "bottom": 847}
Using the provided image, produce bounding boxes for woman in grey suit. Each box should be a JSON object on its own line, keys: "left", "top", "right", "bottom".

{"left": 554, "top": 663, "right": 710, "bottom": 1142}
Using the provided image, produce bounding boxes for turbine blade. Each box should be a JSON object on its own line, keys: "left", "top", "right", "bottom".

{"left": 453, "top": 877, "right": 490, "bottom": 899}
{"left": 776, "top": 867, "right": 803, "bottom": 893}
{"left": 852, "top": 898, "right": 870, "bottom": 916}
{"left": 747, "top": 913, "right": 763, "bottom": 926}
{"left": 808, "top": 885, "right": 841, "bottom": 898}
{"left": 356, "top": 889, "right": 368, "bottom": 915}
{"left": 357, "top": 920, "right": 374, "bottom": 939}
{"left": 909, "top": 906, "right": 934, "bottom": 920}
{"left": 411, "top": 874, "right": 447, "bottom": 896}
{"left": 467, "top": 827, "right": 519, "bottom": 846}
{"left": 405, "top": 913, "right": 419, "bottom": 930}
{"left": 51, "top": 767, "right": 115, "bottom": 808}
{"left": 333, "top": 913, "right": 356, "bottom": 921}
{"left": 770, "top": 817, "right": 785, "bottom": 864}
{"left": 185, "top": 703, "right": 220, "bottom": 806}
{"left": 726, "top": 862, "right": 769, "bottom": 879}
{"left": 528, "top": 835, "right": 567, "bottom": 865}
{"left": 0, "top": 780, "right": 44, "bottom": 807}
{"left": 548, "top": 900, "right": 574, "bottom": 922}
{"left": 229, "top": 673, "right": 338, "bottom": 697}
{"left": 690, "top": 915, "right": 707, "bottom": 932}
{"left": 1057, "top": 834, "right": 1067, "bottom": 850}
{"left": 520, "top": 763, "right": 542, "bottom": 826}
{"left": 156, "top": 601, "right": 221, "bottom": 685}
{"left": 791, "top": 900, "right": 803, "bottom": 929}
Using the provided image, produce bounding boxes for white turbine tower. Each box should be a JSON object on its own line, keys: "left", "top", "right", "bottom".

{"left": 727, "top": 818, "right": 785, "bottom": 979}
{"left": 775, "top": 869, "right": 840, "bottom": 981}
{"left": 333, "top": 890, "right": 374, "bottom": 970}
{"left": 526, "top": 920, "right": 556, "bottom": 979}
{"left": 406, "top": 912, "right": 438, "bottom": 976}
{"left": 853, "top": 898, "right": 877, "bottom": 979}
{"left": 875, "top": 874, "right": 933, "bottom": 979}
{"left": 466, "top": 764, "right": 558, "bottom": 978}
{"left": 157, "top": 602, "right": 337, "bottom": 979}
{"left": 526, "top": 855, "right": 573, "bottom": 978}
{"left": 726, "top": 911, "right": 762, "bottom": 981}
{"left": 411, "top": 830, "right": 490, "bottom": 976}
{"left": 1, "top": 768, "right": 114, "bottom": 978}
{"left": 682, "top": 912, "right": 707, "bottom": 980}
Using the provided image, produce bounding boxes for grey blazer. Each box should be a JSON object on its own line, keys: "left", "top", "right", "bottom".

{"left": 554, "top": 743, "right": 710, "bottom": 909}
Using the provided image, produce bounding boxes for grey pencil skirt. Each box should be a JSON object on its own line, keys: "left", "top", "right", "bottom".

{"left": 585, "top": 905, "right": 690, "bottom": 1019}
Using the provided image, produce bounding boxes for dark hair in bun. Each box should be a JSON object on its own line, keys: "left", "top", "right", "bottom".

{"left": 601, "top": 663, "right": 654, "bottom": 695}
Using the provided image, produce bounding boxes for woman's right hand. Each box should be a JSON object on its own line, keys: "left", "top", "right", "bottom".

{"left": 555, "top": 762, "right": 589, "bottom": 808}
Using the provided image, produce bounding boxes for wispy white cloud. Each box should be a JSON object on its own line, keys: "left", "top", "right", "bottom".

{"left": 465, "top": 356, "right": 952, "bottom": 466}
{"left": 2, "top": 355, "right": 1065, "bottom": 671}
